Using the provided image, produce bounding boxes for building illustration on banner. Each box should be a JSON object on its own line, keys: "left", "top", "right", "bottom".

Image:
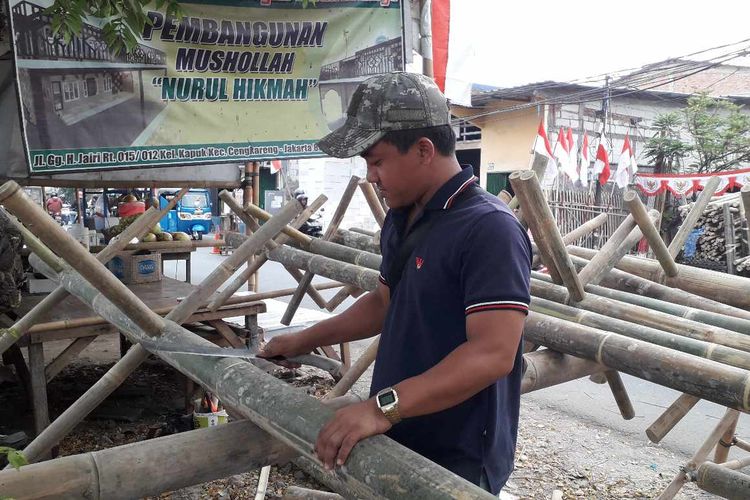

{"left": 9, "top": 0, "right": 404, "bottom": 172}
{"left": 12, "top": 0, "right": 167, "bottom": 150}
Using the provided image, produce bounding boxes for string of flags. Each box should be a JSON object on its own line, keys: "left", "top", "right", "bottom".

{"left": 532, "top": 120, "right": 639, "bottom": 188}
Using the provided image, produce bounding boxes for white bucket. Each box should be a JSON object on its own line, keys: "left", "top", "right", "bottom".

{"left": 67, "top": 224, "right": 89, "bottom": 250}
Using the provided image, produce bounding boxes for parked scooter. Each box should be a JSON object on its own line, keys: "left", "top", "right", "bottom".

{"left": 294, "top": 189, "right": 324, "bottom": 238}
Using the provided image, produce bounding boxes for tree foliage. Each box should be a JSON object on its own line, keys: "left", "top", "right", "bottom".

{"left": 45, "top": 0, "right": 182, "bottom": 55}
{"left": 44, "top": 0, "right": 316, "bottom": 54}
{"left": 647, "top": 94, "right": 750, "bottom": 174}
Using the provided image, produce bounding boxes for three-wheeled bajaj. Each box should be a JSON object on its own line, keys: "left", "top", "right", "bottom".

{"left": 158, "top": 189, "right": 213, "bottom": 239}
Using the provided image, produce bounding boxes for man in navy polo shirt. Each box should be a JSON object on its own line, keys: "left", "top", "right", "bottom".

{"left": 260, "top": 72, "right": 531, "bottom": 494}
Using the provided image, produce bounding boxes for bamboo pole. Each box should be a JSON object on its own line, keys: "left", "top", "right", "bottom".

{"left": 0, "top": 190, "right": 188, "bottom": 356}
{"left": 281, "top": 176, "right": 361, "bottom": 325}
{"left": 209, "top": 192, "right": 328, "bottom": 312}
{"left": 17, "top": 201, "right": 302, "bottom": 464}
{"left": 244, "top": 202, "right": 312, "bottom": 248}
{"left": 27, "top": 260, "right": 495, "bottom": 499}
{"left": 530, "top": 277, "right": 750, "bottom": 353}
{"left": 695, "top": 461, "right": 750, "bottom": 499}
{"left": 325, "top": 337, "right": 380, "bottom": 399}
{"left": 331, "top": 229, "right": 380, "bottom": 254}
{"left": 531, "top": 213, "right": 607, "bottom": 267}
{"left": 324, "top": 284, "right": 363, "bottom": 312}
{"left": 520, "top": 349, "right": 605, "bottom": 393}
{"left": 576, "top": 212, "right": 645, "bottom": 287}
{"left": 646, "top": 393, "right": 701, "bottom": 444}
{"left": 667, "top": 176, "right": 721, "bottom": 258}
{"left": 0, "top": 421, "right": 294, "bottom": 500}
{"left": 557, "top": 248, "right": 750, "bottom": 321}
{"left": 623, "top": 190, "right": 678, "bottom": 277}
{"left": 713, "top": 411, "right": 739, "bottom": 463}
{"left": 567, "top": 245, "right": 750, "bottom": 310}
{"left": 578, "top": 280, "right": 750, "bottom": 335}
{"left": 509, "top": 170, "right": 585, "bottom": 301}
{"left": 524, "top": 313, "right": 750, "bottom": 412}
{"left": 530, "top": 294, "right": 750, "bottom": 371}
{"left": 657, "top": 408, "right": 740, "bottom": 500}
{"left": 742, "top": 185, "right": 750, "bottom": 249}
{"left": 603, "top": 370, "right": 635, "bottom": 420}
{"left": 358, "top": 180, "right": 386, "bottom": 228}
{"left": 283, "top": 486, "right": 344, "bottom": 500}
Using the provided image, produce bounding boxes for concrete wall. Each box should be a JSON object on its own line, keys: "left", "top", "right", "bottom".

{"left": 452, "top": 100, "right": 541, "bottom": 177}
{"left": 293, "top": 157, "right": 380, "bottom": 234}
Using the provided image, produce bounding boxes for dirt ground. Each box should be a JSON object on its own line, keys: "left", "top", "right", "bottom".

{"left": 1, "top": 332, "right": 717, "bottom": 499}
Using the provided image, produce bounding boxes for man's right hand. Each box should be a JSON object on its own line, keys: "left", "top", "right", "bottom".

{"left": 257, "top": 333, "right": 310, "bottom": 369}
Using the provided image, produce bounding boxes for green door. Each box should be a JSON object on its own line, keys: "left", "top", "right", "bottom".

{"left": 259, "top": 167, "right": 278, "bottom": 210}
{"left": 486, "top": 172, "right": 507, "bottom": 196}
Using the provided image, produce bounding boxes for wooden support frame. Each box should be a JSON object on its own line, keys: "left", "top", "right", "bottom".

{"left": 45, "top": 335, "right": 97, "bottom": 382}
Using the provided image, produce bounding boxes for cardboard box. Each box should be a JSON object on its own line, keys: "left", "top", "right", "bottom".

{"left": 107, "top": 252, "right": 162, "bottom": 284}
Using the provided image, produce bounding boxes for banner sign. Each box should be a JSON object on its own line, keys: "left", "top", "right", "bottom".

{"left": 9, "top": 0, "right": 404, "bottom": 173}
{"left": 635, "top": 167, "right": 750, "bottom": 197}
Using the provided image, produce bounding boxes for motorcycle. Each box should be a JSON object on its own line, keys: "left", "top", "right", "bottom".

{"left": 299, "top": 211, "right": 324, "bottom": 238}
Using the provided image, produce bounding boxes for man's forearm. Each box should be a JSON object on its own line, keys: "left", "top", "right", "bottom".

{"left": 297, "top": 290, "right": 386, "bottom": 350}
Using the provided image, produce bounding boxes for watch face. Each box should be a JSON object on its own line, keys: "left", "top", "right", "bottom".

{"left": 378, "top": 391, "right": 396, "bottom": 406}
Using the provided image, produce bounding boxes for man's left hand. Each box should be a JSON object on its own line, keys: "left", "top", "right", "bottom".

{"left": 315, "top": 399, "right": 392, "bottom": 470}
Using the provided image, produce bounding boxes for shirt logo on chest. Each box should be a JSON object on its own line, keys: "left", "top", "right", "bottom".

{"left": 415, "top": 256, "right": 424, "bottom": 269}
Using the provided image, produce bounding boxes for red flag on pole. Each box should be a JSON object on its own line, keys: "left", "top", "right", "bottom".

{"left": 594, "top": 134, "right": 611, "bottom": 185}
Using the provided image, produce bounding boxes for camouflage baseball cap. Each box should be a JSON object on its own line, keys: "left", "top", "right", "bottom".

{"left": 318, "top": 72, "right": 451, "bottom": 158}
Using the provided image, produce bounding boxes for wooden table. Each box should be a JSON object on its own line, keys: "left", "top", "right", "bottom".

{"left": 11, "top": 277, "right": 266, "bottom": 436}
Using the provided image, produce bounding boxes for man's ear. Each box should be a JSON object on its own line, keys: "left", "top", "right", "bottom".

{"left": 415, "top": 137, "right": 436, "bottom": 165}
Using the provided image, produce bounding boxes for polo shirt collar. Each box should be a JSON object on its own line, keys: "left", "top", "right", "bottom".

{"left": 424, "top": 165, "right": 478, "bottom": 211}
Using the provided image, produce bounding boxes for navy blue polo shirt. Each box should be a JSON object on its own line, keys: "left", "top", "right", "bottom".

{"left": 370, "top": 166, "right": 531, "bottom": 494}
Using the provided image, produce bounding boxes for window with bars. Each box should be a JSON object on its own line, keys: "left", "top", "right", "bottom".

{"left": 63, "top": 80, "right": 79, "bottom": 101}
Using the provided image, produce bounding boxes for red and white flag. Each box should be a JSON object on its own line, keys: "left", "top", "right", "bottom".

{"left": 578, "top": 133, "right": 590, "bottom": 187}
{"left": 553, "top": 127, "right": 570, "bottom": 171}
{"left": 594, "top": 134, "right": 611, "bottom": 185}
{"left": 270, "top": 160, "right": 283, "bottom": 174}
{"left": 614, "top": 134, "right": 638, "bottom": 188}
{"left": 533, "top": 119, "right": 557, "bottom": 184}
{"left": 561, "top": 127, "right": 579, "bottom": 182}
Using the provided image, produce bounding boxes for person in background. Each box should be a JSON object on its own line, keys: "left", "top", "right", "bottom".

{"left": 45, "top": 192, "right": 63, "bottom": 218}
{"left": 260, "top": 72, "right": 531, "bottom": 494}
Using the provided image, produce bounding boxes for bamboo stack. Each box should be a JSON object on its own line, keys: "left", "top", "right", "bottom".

{"left": 676, "top": 193, "right": 748, "bottom": 274}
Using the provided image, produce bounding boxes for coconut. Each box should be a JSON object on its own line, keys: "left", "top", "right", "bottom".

{"left": 171, "top": 231, "right": 191, "bottom": 241}
{"left": 151, "top": 224, "right": 163, "bottom": 235}
{"left": 156, "top": 232, "right": 173, "bottom": 242}
{"left": 142, "top": 233, "right": 157, "bottom": 242}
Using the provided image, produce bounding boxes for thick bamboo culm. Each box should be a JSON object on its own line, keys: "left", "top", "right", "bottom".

{"left": 567, "top": 245, "right": 750, "bottom": 310}
{"left": 520, "top": 349, "right": 604, "bottom": 393}
{"left": 331, "top": 229, "right": 380, "bottom": 254}
{"left": 580, "top": 280, "right": 750, "bottom": 335}
{"left": 559, "top": 248, "right": 750, "bottom": 321}
{"left": 523, "top": 312, "right": 750, "bottom": 412}
{"left": 530, "top": 276, "right": 750, "bottom": 353}
{"left": 529, "top": 294, "right": 750, "bottom": 370}
{"left": 17, "top": 201, "right": 303, "bottom": 464}
{"left": 668, "top": 176, "right": 721, "bottom": 258}
{"left": 208, "top": 192, "right": 328, "bottom": 312}
{"left": 509, "top": 170, "right": 585, "bottom": 301}
{"left": 623, "top": 191, "right": 678, "bottom": 277}
{"left": 0, "top": 421, "right": 294, "bottom": 500}
{"left": 696, "top": 462, "right": 750, "bottom": 499}
{"left": 281, "top": 176, "right": 362, "bottom": 325}
{"left": 358, "top": 180, "right": 386, "bottom": 228}
{"left": 29, "top": 259, "right": 494, "bottom": 499}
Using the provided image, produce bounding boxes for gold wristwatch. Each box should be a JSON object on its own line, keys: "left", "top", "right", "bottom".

{"left": 376, "top": 386, "right": 401, "bottom": 424}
